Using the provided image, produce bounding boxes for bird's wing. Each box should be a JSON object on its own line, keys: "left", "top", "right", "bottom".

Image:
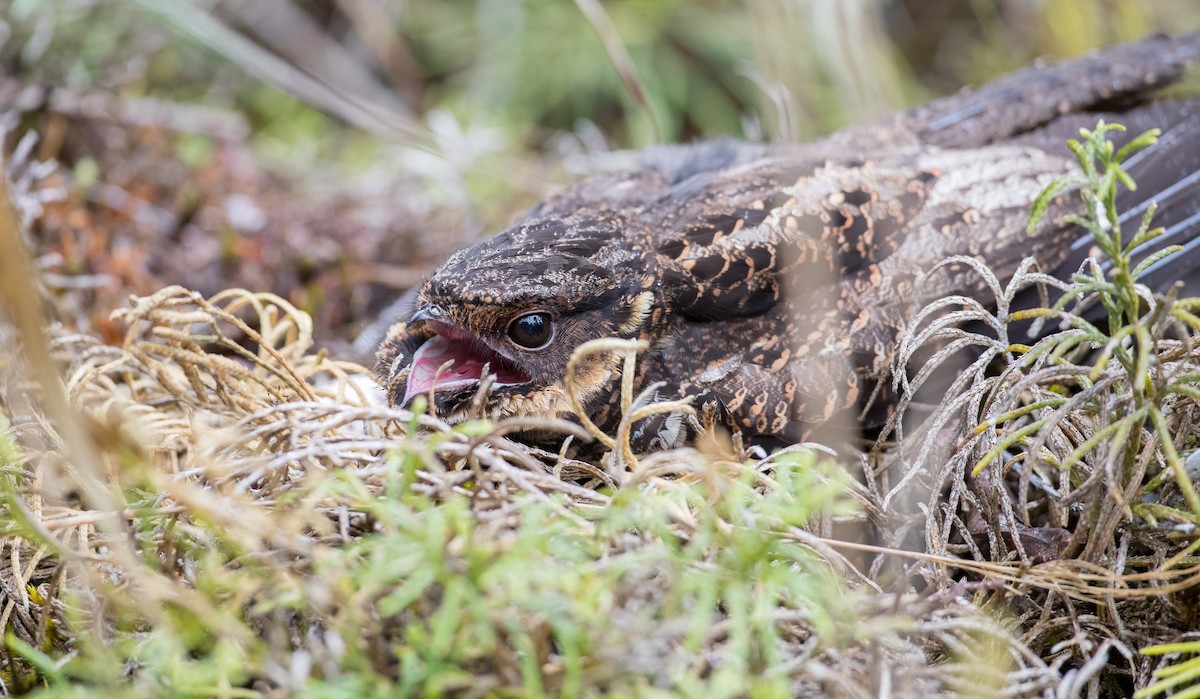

{"left": 651, "top": 145, "right": 1076, "bottom": 320}
{"left": 825, "top": 31, "right": 1200, "bottom": 153}
{"left": 648, "top": 144, "right": 1079, "bottom": 435}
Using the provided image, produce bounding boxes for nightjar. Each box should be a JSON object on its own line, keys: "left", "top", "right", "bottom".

{"left": 375, "top": 33, "right": 1200, "bottom": 452}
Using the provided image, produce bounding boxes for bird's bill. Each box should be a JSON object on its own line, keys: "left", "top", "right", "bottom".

{"left": 402, "top": 333, "right": 531, "bottom": 407}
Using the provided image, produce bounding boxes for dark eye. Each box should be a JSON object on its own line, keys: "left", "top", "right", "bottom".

{"left": 506, "top": 312, "right": 554, "bottom": 349}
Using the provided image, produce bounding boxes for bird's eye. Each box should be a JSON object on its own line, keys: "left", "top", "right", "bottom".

{"left": 506, "top": 312, "right": 554, "bottom": 349}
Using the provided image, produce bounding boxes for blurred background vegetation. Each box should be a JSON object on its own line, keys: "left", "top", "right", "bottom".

{"left": 2, "top": 0, "right": 1199, "bottom": 351}
{"left": 15, "top": 0, "right": 1198, "bottom": 145}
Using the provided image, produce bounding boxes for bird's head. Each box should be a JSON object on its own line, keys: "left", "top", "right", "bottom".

{"left": 375, "top": 214, "right": 667, "bottom": 426}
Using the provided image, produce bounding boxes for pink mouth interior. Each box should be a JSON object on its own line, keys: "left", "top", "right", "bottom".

{"left": 402, "top": 333, "right": 531, "bottom": 406}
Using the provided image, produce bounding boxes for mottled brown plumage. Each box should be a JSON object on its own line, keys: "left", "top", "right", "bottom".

{"left": 376, "top": 33, "right": 1200, "bottom": 451}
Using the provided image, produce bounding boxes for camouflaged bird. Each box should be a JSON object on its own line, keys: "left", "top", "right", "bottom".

{"left": 375, "top": 33, "right": 1200, "bottom": 452}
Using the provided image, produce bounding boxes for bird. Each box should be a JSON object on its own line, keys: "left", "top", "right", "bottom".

{"left": 374, "top": 33, "right": 1200, "bottom": 454}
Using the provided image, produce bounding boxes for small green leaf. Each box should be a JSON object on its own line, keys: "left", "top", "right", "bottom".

{"left": 1174, "top": 307, "right": 1200, "bottom": 333}
{"left": 972, "top": 420, "right": 1047, "bottom": 476}
{"left": 1060, "top": 409, "right": 1146, "bottom": 473}
{"left": 1116, "top": 128, "right": 1162, "bottom": 162}
{"left": 1114, "top": 166, "right": 1138, "bottom": 192}
{"left": 1165, "top": 383, "right": 1200, "bottom": 405}
{"left": 1067, "top": 139, "right": 1090, "bottom": 171}
{"left": 1150, "top": 406, "right": 1200, "bottom": 518}
{"left": 1141, "top": 641, "right": 1200, "bottom": 657}
{"left": 1132, "top": 245, "right": 1183, "bottom": 279}
{"left": 1027, "top": 176, "right": 1079, "bottom": 233}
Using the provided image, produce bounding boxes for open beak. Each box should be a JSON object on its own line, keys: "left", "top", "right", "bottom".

{"left": 401, "top": 308, "right": 532, "bottom": 407}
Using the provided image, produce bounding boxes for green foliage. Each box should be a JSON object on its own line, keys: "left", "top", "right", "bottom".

{"left": 313, "top": 449, "right": 853, "bottom": 696}
{"left": 969, "top": 122, "right": 1200, "bottom": 525}
{"left": 397, "top": 0, "right": 760, "bottom": 145}
{"left": 2, "top": 438, "right": 857, "bottom": 697}
{"left": 0, "top": 415, "right": 18, "bottom": 472}
{"left": 1138, "top": 639, "right": 1200, "bottom": 699}
{"left": 15, "top": 0, "right": 1192, "bottom": 160}
{"left": 886, "top": 114, "right": 1200, "bottom": 699}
